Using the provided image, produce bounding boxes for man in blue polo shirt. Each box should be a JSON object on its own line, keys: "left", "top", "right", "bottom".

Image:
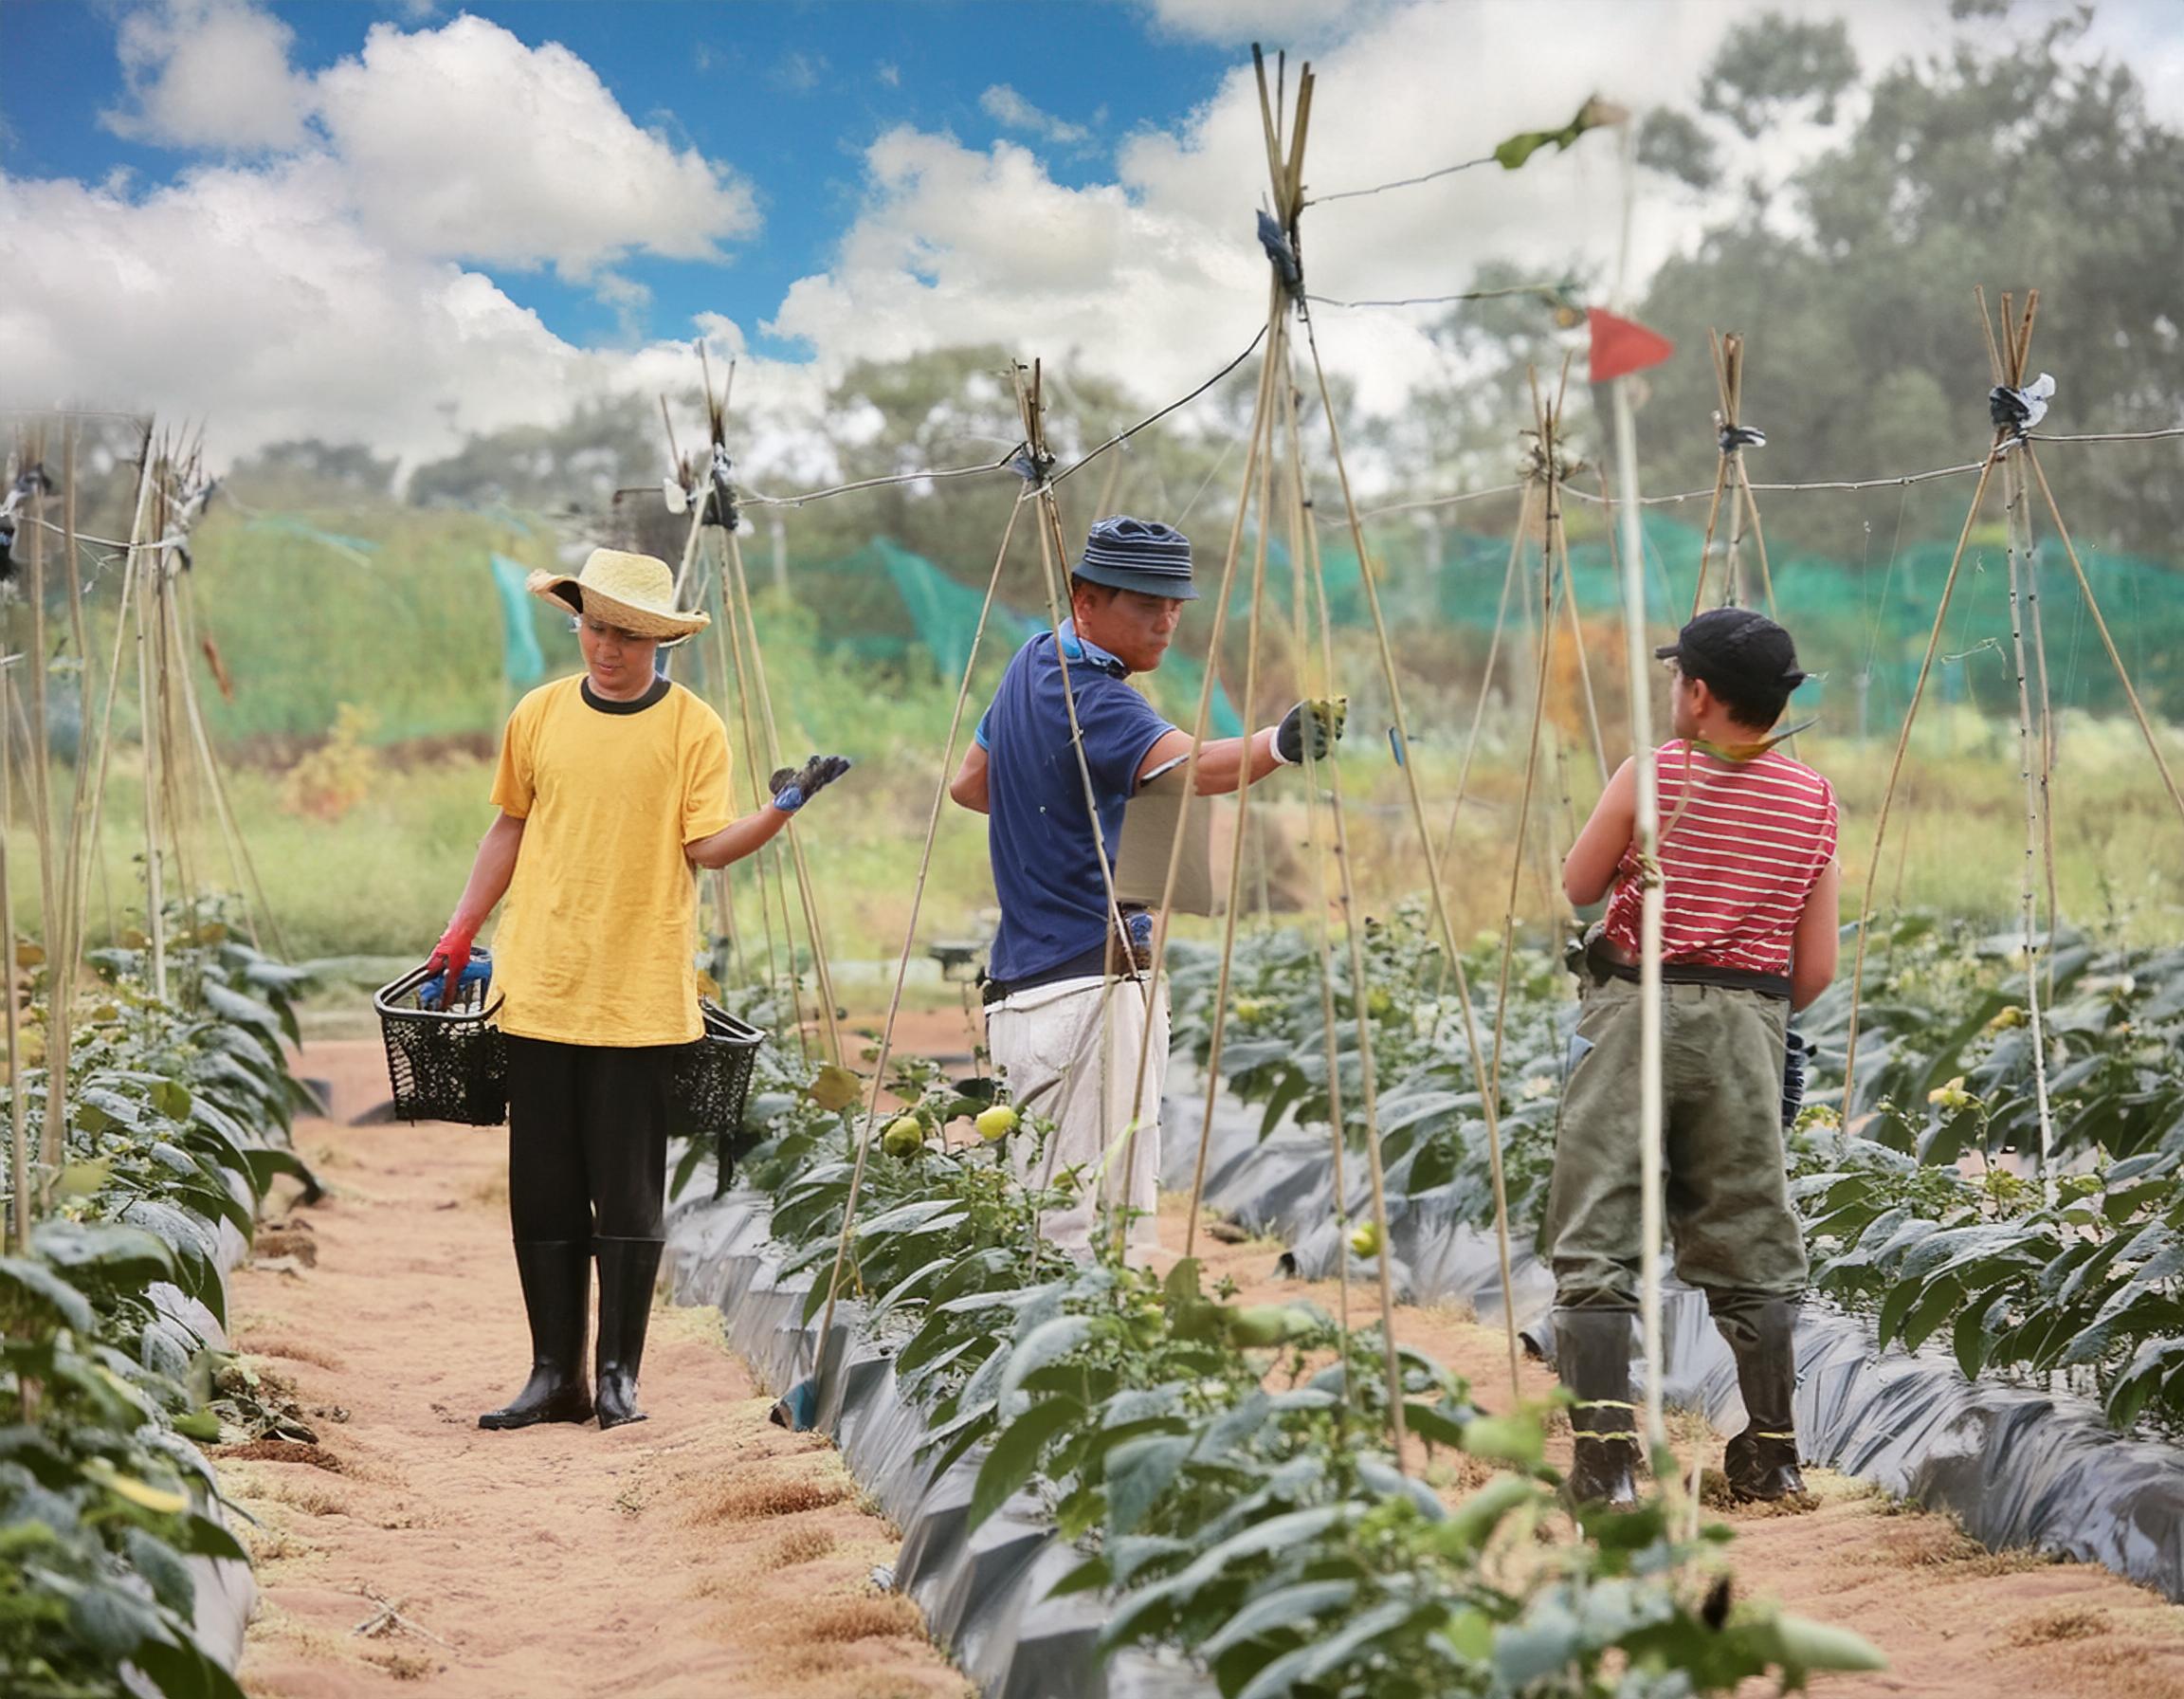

{"left": 950, "top": 515, "right": 1343, "bottom": 1254}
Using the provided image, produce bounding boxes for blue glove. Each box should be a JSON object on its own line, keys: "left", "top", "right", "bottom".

{"left": 769, "top": 754, "right": 852, "bottom": 813}
{"left": 1781, "top": 1029, "right": 1809, "bottom": 1130}
{"left": 420, "top": 947, "right": 492, "bottom": 1012}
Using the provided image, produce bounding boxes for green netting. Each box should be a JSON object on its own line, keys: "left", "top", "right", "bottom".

{"left": 789, "top": 536, "right": 1246, "bottom": 737}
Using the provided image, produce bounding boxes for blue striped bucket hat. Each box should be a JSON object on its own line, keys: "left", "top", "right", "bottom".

{"left": 1076, "top": 515, "right": 1197, "bottom": 600}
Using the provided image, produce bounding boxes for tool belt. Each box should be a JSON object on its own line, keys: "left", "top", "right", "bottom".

{"left": 981, "top": 905, "right": 1156, "bottom": 1007}
{"left": 1566, "top": 928, "right": 1792, "bottom": 1003}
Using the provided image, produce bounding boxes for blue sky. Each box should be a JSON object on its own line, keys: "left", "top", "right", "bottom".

{"left": 4, "top": 1, "right": 1235, "bottom": 359}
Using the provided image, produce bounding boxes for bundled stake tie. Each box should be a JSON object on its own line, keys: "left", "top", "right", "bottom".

{"left": 1256, "top": 208, "right": 1304, "bottom": 306}
{"left": 704, "top": 441, "right": 737, "bottom": 528}
{"left": 1718, "top": 423, "right": 1767, "bottom": 453}
{"left": 1989, "top": 372, "right": 2056, "bottom": 448}
{"left": 1007, "top": 445, "right": 1055, "bottom": 484}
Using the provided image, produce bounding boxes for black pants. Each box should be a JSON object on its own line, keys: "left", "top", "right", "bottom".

{"left": 504, "top": 1035, "right": 681, "bottom": 1242}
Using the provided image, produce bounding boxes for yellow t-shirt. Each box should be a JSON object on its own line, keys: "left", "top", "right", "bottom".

{"left": 487, "top": 675, "right": 733, "bottom": 1046}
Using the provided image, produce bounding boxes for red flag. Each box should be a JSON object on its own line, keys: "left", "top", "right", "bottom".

{"left": 1588, "top": 307, "right": 1675, "bottom": 383}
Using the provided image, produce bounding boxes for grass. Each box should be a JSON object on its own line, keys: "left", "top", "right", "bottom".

{"left": 9, "top": 616, "right": 2183, "bottom": 969}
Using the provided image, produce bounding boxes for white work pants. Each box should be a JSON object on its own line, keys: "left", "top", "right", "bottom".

{"left": 986, "top": 974, "right": 1169, "bottom": 1258}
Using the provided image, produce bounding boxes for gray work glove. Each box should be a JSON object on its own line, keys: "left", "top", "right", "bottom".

{"left": 770, "top": 755, "right": 852, "bottom": 813}
{"left": 1273, "top": 697, "right": 1348, "bottom": 765}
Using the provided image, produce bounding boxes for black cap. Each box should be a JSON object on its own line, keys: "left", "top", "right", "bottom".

{"left": 1655, "top": 608, "right": 1807, "bottom": 695}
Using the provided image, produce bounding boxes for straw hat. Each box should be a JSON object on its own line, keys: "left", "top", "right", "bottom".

{"left": 526, "top": 548, "right": 710, "bottom": 642}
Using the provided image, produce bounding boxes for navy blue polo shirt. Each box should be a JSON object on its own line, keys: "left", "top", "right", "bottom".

{"left": 975, "top": 624, "right": 1176, "bottom": 982}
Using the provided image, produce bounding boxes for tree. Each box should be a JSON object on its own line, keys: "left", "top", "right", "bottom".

{"left": 1633, "top": 11, "right": 2184, "bottom": 557}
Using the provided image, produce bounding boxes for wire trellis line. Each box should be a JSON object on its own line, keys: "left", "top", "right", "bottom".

{"left": 1306, "top": 153, "right": 1497, "bottom": 206}
{"left": 1381, "top": 424, "right": 2184, "bottom": 521}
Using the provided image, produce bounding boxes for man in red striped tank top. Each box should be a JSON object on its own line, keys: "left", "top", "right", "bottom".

{"left": 1547, "top": 609, "right": 1840, "bottom": 1508}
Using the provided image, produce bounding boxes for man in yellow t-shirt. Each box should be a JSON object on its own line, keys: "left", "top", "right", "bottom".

{"left": 424, "top": 548, "right": 851, "bottom": 1433}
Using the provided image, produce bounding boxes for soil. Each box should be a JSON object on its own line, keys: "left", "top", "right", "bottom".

{"left": 222, "top": 1019, "right": 2184, "bottom": 1698}
{"left": 1153, "top": 1195, "right": 2184, "bottom": 1699}
{"left": 217, "top": 1040, "right": 970, "bottom": 1699}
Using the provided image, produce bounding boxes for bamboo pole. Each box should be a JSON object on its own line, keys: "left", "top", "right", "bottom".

{"left": 46, "top": 427, "right": 89, "bottom": 1201}
{"left": 1104, "top": 314, "right": 1279, "bottom": 1259}
{"left": 1608, "top": 371, "right": 1670, "bottom": 1463}
{"left": 1181, "top": 351, "right": 1279, "bottom": 1259}
{"left": 1299, "top": 302, "right": 1521, "bottom": 1404}
{"left": 135, "top": 466, "right": 168, "bottom": 1003}
{"left": 1839, "top": 453, "right": 2000, "bottom": 1114}
{"left": 24, "top": 450, "right": 57, "bottom": 989}
{"left": 1286, "top": 345, "right": 1410, "bottom": 1448}
{"left": 1985, "top": 296, "right": 2057, "bottom": 1199}
{"left": 723, "top": 527, "right": 846, "bottom": 1069}
{"left": 814, "top": 495, "right": 1027, "bottom": 1346}
{"left": 1275, "top": 367, "right": 1353, "bottom": 1361}
{"left": 1009, "top": 365, "right": 1156, "bottom": 1254}
{"left": 2020, "top": 444, "right": 2184, "bottom": 832}
{"left": 705, "top": 534, "right": 797, "bottom": 1053}
{"left": 4, "top": 667, "right": 24, "bottom": 1255}
{"left": 1429, "top": 484, "right": 1532, "bottom": 896}
{"left": 1484, "top": 376, "right": 1568, "bottom": 1122}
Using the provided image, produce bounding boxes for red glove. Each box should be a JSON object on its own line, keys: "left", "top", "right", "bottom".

{"left": 424, "top": 919, "right": 478, "bottom": 1008}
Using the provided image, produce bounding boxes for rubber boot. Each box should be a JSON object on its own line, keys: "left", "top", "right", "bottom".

{"left": 1718, "top": 1297, "right": 1808, "bottom": 1502}
{"left": 593, "top": 1236, "right": 665, "bottom": 1431}
{"left": 1554, "top": 1307, "right": 1639, "bottom": 1507}
{"left": 480, "top": 1241, "right": 593, "bottom": 1430}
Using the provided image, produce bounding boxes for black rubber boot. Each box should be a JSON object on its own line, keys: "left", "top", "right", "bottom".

{"left": 593, "top": 1236, "right": 665, "bottom": 1431}
{"left": 1554, "top": 1307, "right": 1639, "bottom": 1507}
{"left": 480, "top": 1240, "right": 593, "bottom": 1430}
{"left": 1717, "top": 1297, "right": 1809, "bottom": 1502}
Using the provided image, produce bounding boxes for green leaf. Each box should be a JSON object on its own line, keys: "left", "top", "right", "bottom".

{"left": 1198, "top": 1579, "right": 1358, "bottom": 1661}
{"left": 1104, "top": 1433, "right": 1193, "bottom": 1535}
{"left": 67, "top": 1580, "right": 165, "bottom": 1657}
{"left": 1765, "top": 1613, "right": 1888, "bottom": 1674}
{"left": 1461, "top": 1412, "right": 1545, "bottom": 1469}
{"left": 152, "top": 1078, "right": 193, "bottom": 1123}
{"left": 807, "top": 1064, "right": 862, "bottom": 1111}
{"left": 243, "top": 1147, "right": 321, "bottom": 1203}
{"left": 1431, "top": 1473, "right": 1543, "bottom": 1555}
{"left": 1233, "top": 1599, "right": 1424, "bottom": 1699}
{"left": 0, "top": 1257, "right": 96, "bottom": 1332}
{"left": 997, "top": 1315, "right": 1095, "bottom": 1405}
{"left": 970, "top": 1396, "right": 1083, "bottom": 1528}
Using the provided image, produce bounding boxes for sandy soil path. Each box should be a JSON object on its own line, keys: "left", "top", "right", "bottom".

{"left": 1154, "top": 1197, "right": 2184, "bottom": 1699}
{"left": 215, "top": 1040, "right": 969, "bottom": 1699}
{"left": 218, "top": 1016, "right": 2184, "bottom": 1699}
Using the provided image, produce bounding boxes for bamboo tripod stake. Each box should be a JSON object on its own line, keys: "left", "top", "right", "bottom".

{"left": 1275, "top": 367, "right": 1353, "bottom": 1358}
{"left": 815, "top": 492, "right": 1028, "bottom": 1350}
{"left": 1835, "top": 284, "right": 2184, "bottom": 1105}
{"left": 1982, "top": 293, "right": 2059, "bottom": 1198}
{"left": 1483, "top": 369, "right": 1573, "bottom": 1128}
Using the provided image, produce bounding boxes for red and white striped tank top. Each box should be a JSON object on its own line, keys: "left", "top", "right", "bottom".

{"left": 1600, "top": 740, "right": 1838, "bottom": 976}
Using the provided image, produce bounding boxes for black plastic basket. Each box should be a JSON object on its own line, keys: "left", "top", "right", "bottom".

{"left": 671, "top": 1001, "right": 764, "bottom": 1193}
{"left": 373, "top": 964, "right": 509, "bottom": 1126}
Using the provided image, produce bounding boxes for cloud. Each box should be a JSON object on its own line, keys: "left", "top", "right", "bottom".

{"left": 103, "top": 0, "right": 311, "bottom": 152}
{"left": 314, "top": 16, "right": 758, "bottom": 276}
{"left": 979, "top": 84, "right": 1092, "bottom": 147}
{"left": 765, "top": 125, "right": 1263, "bottom": 404}
{"left": 877, "top": 61, "right": 901, "bottom": 88}
{"left": 772, "top": 50, "right": 827, "bottom": 93}
{"left": 0, "top": 163, "right": 828, "bottom": 479}
{"left": 1138, "top": 0, "right": 1369, "bottom": 46}
{"left": 772, "top": 0, "right": 2009, "bottom": 425}
{"left": 4, "top": 5, "right": 778, "bottom": 469}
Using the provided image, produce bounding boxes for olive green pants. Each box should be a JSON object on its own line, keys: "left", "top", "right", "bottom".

{"left": 1541, "top": 976, "right": 1807, "bottom": 1326}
